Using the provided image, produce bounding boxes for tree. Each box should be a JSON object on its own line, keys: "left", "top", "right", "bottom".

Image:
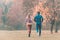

{"left": 44, "top": 0, "right": 60, "bottom": 33}
{"left": 0, "top": 0, "right": 13, "bottom": 28}
{"left": 23, "top": 0, "right": 39, "bottom": 16}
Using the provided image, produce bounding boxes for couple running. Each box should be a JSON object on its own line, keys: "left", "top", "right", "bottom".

{"left": 25, "top": 11, "right": 43, "bottom": 37}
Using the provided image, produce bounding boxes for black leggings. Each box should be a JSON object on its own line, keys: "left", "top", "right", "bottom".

{"left": 28, "top": 25, "right": 32, "bottom": 33}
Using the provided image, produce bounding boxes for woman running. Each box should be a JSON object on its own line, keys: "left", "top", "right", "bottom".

{"left": 25, "top": 14, "right": 33, "bottom": 37}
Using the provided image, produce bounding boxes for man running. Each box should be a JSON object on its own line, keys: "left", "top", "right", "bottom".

{"left": 34, "top": 12, "right": 43, "bottom": 36}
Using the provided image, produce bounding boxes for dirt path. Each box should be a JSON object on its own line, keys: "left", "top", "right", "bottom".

{"left": 0, "top": 30, "right": 60, "bottom": 40}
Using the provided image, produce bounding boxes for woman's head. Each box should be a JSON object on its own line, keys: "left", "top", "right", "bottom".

{"left": 28, "top": 14, "right": 30, "bottom": 18}
{"left": 27, "top": 14, "right": 31, "bottom": 18}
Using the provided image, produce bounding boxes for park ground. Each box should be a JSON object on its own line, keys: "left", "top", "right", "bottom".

{"left": 0, "top": 30, "right": 60, "bottom": 40}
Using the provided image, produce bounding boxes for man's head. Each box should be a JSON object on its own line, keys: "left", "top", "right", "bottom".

{"left": 37, "top": 11, "right": 40, "bottom": 15}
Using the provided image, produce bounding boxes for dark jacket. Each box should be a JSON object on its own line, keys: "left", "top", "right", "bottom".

{"left": 34, "top": 14, "right": 43, "bottom": 24}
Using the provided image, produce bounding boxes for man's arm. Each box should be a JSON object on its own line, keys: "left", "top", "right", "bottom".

{"left": 41, "top": 16, "right": 43, "bottom": 22}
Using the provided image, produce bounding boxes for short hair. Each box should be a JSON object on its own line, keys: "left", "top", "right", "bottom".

{"left": 37, "top": 12, "right": 40, "bottom": 14}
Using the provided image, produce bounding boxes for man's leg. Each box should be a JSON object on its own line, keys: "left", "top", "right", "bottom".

{"left": 55, "top": 25, "right": 58, "bottom": 33}
{"left": 36, "top": 24, "right": 38, "bottom": 33}
{"left": 51, "top": 24, "right": 54, "bottom": 34}
{"left": 38, "top": 24, "right": 41, "bottom": 36}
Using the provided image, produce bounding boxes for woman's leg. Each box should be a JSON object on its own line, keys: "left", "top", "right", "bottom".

{"left": 28, "top": 25, "right": 32, "bottom": 37}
